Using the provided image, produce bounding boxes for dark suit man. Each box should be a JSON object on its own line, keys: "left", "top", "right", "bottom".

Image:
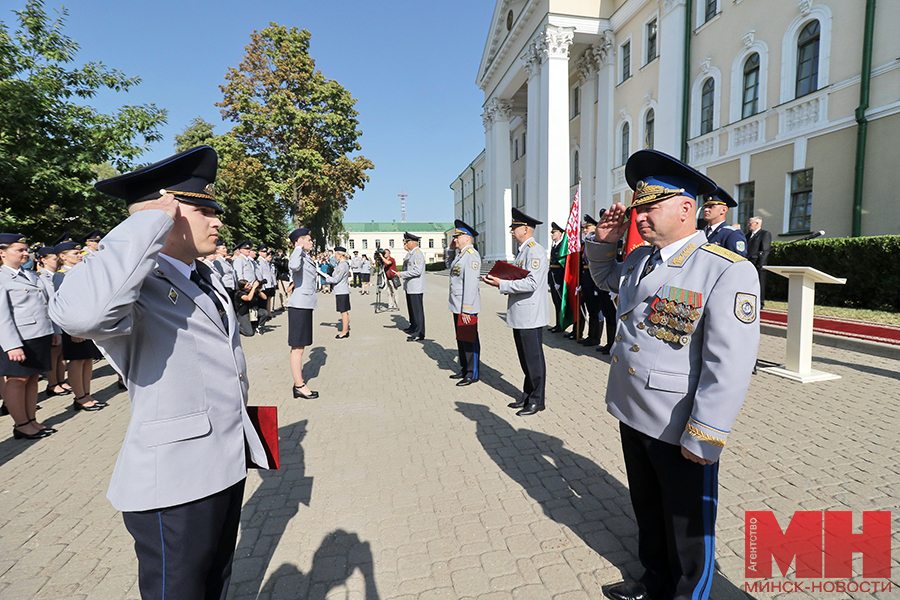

{"left": 746, "top": 216, "right": 772, "bottom": 307}
{"left": 548, "top": 222, "right": 566, "bottom": 333}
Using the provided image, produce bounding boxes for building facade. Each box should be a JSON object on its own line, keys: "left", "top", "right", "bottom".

{"left": 340, "top": 222, "right": 453, "bottom": 265}
{"left": 456, "top": 0, "right": 899, "bottom": 261}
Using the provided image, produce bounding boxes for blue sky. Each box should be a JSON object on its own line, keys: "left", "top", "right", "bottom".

{"left": 16, "top": 0, "right": 496, "bottom": 223}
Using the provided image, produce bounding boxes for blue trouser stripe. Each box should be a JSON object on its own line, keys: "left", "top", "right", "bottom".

{"left": 693, "top": 464, "right": 717, "bottom": 600}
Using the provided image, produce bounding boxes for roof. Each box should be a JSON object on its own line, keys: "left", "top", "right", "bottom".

{"left": 344, "top": 222, "right": 453, "bottom": 233}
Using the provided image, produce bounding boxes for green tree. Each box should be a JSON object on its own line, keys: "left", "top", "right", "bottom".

{"left": 174, "top": 117, "right": 215, "bottom": 152}
{"left": 217, "top": 24, "right": 372, "bottom": 244}
{"left": 0, "top": 0, "right": 166, "bottom": 240}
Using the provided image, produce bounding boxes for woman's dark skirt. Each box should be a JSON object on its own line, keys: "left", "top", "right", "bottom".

{"left": 0, "top": 334, "right": 52, "bottom": 377}
{"left": 335, "top": 294, "right": 350, "bottom": 313}
{"left": 360, "top": 273, "right": 370, "bottom": 283}
{"left": 288, "top": 307, "right": 313, "bottom": 347}
{"left": 61, "top": 332, "right": 103, "bottom": 361}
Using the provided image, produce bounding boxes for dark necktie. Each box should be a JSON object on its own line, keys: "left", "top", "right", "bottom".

{"left": 704, "top": 225, "right": 712, "bottom": 238}
{"left": 640, "top": 247, "right": 662, "bottom": 281}
{"left": 190, "top": 269, "right": 229, "bottom": 333}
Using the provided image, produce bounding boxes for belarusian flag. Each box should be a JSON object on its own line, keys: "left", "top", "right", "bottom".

{"left": 622, "top": 190, "right": 648, "bottom": 258}
{"left": 559, "top": 184, "right": 581, "bottom": 331}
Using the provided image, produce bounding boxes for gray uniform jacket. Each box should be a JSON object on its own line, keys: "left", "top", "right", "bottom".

{"left": 214, "top": 257, "right": 236, "bottom": 289}
{"left": 585, "top": 231, "right": 760, "bottom": 462}
{"left": 350, "top": 256, "right": 362, "bottom": 273}
{"left": 448, "top": 245, "right": 481, "bottom": 315}
{"left": 324, "top": 260, "right": 350, "bottom": 295}
{"left": 259, "top": 258, "right": 276, "bottom": 288}
{"left": 498, "top": 237, "right": 550, "bottom": 329}
{"left": 48, "top": 210, "right": 269, "bottom": 512}
{"left": 400, "top": 246, "right": 426, "bottom": 294}
{"left": 287, "top": 247, "right": 318, "bottom": 309}
{"left": 232, "top": 254, "right": 256, "bottom": 283}
{"left": 0, "top": 267, "right": 58, "bottom": 351}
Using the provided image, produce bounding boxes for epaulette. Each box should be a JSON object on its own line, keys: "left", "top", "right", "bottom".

{"left": 700, "top": 243, "right": 745, "bottom": 263}
{"left": 527, "top": 241, "right": 535, "bottom": 247}
{"left": 465, "top": 247, "right": 475, "bottom": 254}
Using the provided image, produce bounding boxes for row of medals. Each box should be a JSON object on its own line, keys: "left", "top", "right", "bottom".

{"left": 647, "top": 299, "right": 701, "bottom": 346}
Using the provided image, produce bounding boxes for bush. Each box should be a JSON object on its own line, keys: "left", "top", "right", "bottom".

{"left": 426, "top": 261, "right": 446, "bottom": 272}
{"left": 765, "top": 236, "right": 900, "bottom": 311}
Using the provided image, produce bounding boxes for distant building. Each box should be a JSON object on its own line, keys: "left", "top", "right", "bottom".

{"left": 456, "top": 0, "right": 899, "bottom": 260}
{"left": 341, "top": 221, "right": 453, "bottom": 265}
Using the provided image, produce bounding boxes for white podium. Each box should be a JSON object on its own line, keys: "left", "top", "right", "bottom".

{"left": 760, "top": 266, "right": 846, "bottom": 383}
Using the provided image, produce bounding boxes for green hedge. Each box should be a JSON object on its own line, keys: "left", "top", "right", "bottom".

{"left": 765, "top": 235, "right": 900, "bottom": 311}
{"left": 425, "top": 261, "right": 446, "bottom": 272}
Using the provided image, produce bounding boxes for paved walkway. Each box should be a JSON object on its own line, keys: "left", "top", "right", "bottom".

{"left": 0, "top": 273, "right": 898, "bottom": 599}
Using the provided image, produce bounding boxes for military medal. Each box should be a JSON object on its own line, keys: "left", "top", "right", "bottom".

{"left": 647, "top": 325, "right": 659, "bottom": 336}
{"left": 684, "top": 322, "right": 695, "bottom": 334}
{"left": 679, "top": 335, "right": 690, "bottom": 346}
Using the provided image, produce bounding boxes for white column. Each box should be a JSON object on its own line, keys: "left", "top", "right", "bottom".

{"left": 594, "top": 31, "right": 616, "bottom": 212}
{"left": 484, "top": 99, "right": 514, "bottom": 262}
{"left": 657, "top": 0, "right": 686, "bottom": 155}
{"left": 536, "top": 24, "right": 574, "bottom": 250}
{"left": 575, "top": 48, "right": 598, "bottom": 218}
{"left": 522, "top": 45, "right": 542, "bottom": 228}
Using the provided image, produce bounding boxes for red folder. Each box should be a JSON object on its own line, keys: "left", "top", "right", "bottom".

{"left": 487, "top": 261, "right": 529, "bottom": 280}
{"left": 247, "top": 406, "right": 279, "bottom": 469}
{"left": 456, "top": 314, "right": 478, "bottom": 343}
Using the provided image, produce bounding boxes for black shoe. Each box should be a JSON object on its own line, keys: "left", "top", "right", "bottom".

{"left": 516, "top": 404, "right": 545, "bottom": 417}
{"left": 507, "top": 399, "right": 526, "bottom": 409}
{"left": 30, "top": 419, "right": 56, "bottom": 434}
{"left": 565, "top": 332, "right": 577, "bottom": 339}
{"left": 548, "top": 326, "right": 562, "bottom": 333}
{"left": 45, "top": 385, "right": 71, "bottom": 397}
{"left": 449, "top": 373, "right": 466, "bottom": 380}
{"left": 335, "top": 332, "right": 350, "bottom": 339}
{"left": 579, "top": 337, "right": 601, "bottom": 347}
{"left": 293, "top": 386, "right": 319, "bottom": 399}
{"left": 406, "top": 335, "right": 423, "bottom": 342}
{"left": 597, "top": 344, "right": 612, "bottom": 355}
{"left": 601, "top": 581, "right": 651, "bottom": 600}
{"left": 12, "top": 424, "right": 51, "bottom": 440}
{"left": 456, "top": 377, "right": 478, "bottom": 387}
{"left": 73, "top": 397, "right": 104, "bottom": 411}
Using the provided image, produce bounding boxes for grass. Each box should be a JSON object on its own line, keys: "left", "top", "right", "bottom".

{"left": 763, "top": 301, "right": 900, "bottom": 326}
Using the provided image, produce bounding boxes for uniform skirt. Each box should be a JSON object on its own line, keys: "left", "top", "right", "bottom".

{"left": 335, "top": 294, "right": 350, "bottom": 313}
{"left": 288, "top": 307, "right": 313, "bottom": 347}
{"left": 61, "top": 332, "right": 103, "bottom": 361}
{"left": 0, "top": 334, "right": 52, "bottom": 377}
{"left": 360, "top": 273, "right": 371, "bottom": 283}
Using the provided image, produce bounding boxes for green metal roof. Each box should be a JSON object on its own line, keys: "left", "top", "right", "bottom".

{"left": 343, "top": 222, "right": 453, "bottom": 233}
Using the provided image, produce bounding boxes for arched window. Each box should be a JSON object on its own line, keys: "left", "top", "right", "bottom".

{"left": 742, "top": 53, "right": 760, "bottom": 118}
{"left": 796, "top": 20, "right": 820, "bottom": 97}
{"left": 644, "top": 109, "right": 655, "bottom": 149}
{"left": 572, "top": 151, "right": 580, "bottom": 185}
{"left": 700, "top": 79, "right": 715, "bottom": 135}
{"left": 621, "top": 123, "right": 630, "bottom": 166}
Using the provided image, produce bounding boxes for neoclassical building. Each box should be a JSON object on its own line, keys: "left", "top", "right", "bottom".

{"left": 340, "top": 222, "right": 453, "bottom": 265}
{"left": 453, "top": 0, "right": 899, "bottom": 261}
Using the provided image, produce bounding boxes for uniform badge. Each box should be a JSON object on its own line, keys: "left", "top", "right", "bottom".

{"left": 734, "top": 293, "right": 757, "bottom": 323}
{"left": 736, "top": 240, "right": 746, "bottom": 253}
{"left": 472, "top": 261, "right": 479, "bottom": 270}
{"left": 530, "top": 258, "right": 540, "bottom": 270}
{"left": 168, "top": 287, "right": 178, "bottom": 304}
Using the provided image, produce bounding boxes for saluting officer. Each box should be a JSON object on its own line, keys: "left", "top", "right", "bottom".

{"left": 447, "top": 219, "right": 481, "bottom": 386}
{"left": 585, "top": 150, "right": 760, "bottom": 600}
{"left": 49, "top": 146, "right": 271, "bottom": 600}
{"left": 483, "top": 208, "right": 549, "bottom": 416}
{"left": 79, "top": 229, "right": 104, "bottom": 253}
{"left": 287, "top": 227, "right": 320, "bottom": 399}
{"left": 547, "top": 222, "right": 566, "bottom": 333}
{"left": 400, "top": 232, "right": 426, "bottom": 341}
{"left": 701, "top": 187, "right": 747, "bottom": 257}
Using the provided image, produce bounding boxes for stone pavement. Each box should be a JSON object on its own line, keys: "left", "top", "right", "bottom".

{"left": 0, "top": 272, "right": 898, "bottom": 599}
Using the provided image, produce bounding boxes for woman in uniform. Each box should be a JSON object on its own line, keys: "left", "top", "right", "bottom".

{"left": 323, "top": 246, "right": 351, "bottom": 339}
{"left": 360, "top": 254, "right": 371, "bottom": 295}
{"left": 36, "top": 246, "right": 71, "bottom": 397}
{"left": 287, "top": 228, "right": 319, "bottom": 399}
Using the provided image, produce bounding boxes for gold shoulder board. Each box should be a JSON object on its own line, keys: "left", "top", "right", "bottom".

{"left": 700, "top": 243, "right": 745, "bottom": 263}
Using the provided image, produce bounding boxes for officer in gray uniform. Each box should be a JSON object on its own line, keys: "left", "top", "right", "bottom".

{"left": 213, "top": 240, "right": 236, "bottom": 292}
{"left": 400, "top": 232, "right": 426, "bottom": 341}
{"left": 231, "top": 240, "right": 256, "bottom": 283}
{"left": 49, "top": 146, "right": 270, "bottom": 600}
{"left": 447, "top": 219, "right": 481, "bottom": 386}
{"left": 701, "top": 187, "right": 747, "bottom": 257}
{"left": 350, "top": 251, "right": 362, "bottom": 288}
{"left": 483, "top": 208, "right": 549, "bottom": 416}
{"left": 286, "top": 227, "right": 320, "bottom": 399}
{"left": 585, "top": 150, "right": 760, "bottom": 600}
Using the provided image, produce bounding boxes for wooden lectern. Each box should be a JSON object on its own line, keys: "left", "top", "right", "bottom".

{"left": 760, "top": 266, "right": 846, "bottom": 383}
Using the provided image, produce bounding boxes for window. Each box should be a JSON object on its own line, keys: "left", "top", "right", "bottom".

{"left": 646, "top": 19, "right": 658, "bottom": 64}
{"left": 362, "top": 239, "right": 368, "bottom": 249}
{"left": 704, "top": 0, "right": 717, "bottom": 23}
{"left": 789, "top": 169, "right": 813, "bottom": 231}
{"left": 621, "top": 41, "right": 631, "bottom": 81}
{"left": 572, "top": 87, "right": 580, "bottom": 118}
{"left": 737, "top": 182, "right": 755, "bottom": 230}
{"left": 644, "top": 109, "right": 655, "bottom": 149}
{"left": 514, "top": 138, "right": 519, "bottom": 160}
{"left": 349, "top": 239, "right": 355, "bottom": 249}
{"left": 700, "top": 78, "right": 715, "bottom": 135}
{"left": 428, "top": 238, "right": 434, "bottom": 249}
{"left": 515, "top": 182, "right": 521, "bottom": 208}
{"left": 742, "top": 53, "right": 760, "bottom": 118}
{"left": 521, "top": 134, "right": 526, "bottom": 155}
{"left": 389, "top": 239, "right": 395, "bottom": 248}
{"left": 572, "top": 151, "right": 580, "bottom": 185}
{"left": 796, "top": 20, "right": 820, "bottom": 98}
{"left": 621, "top": 122, "right": 630, "bottom": 166}
{"left": 374, "top": 239, "right": 381, "bottom": 249}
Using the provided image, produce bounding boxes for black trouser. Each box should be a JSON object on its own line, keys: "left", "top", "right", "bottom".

{"left": 405, "top": 293, "right": 425, "bottom": 338}
{"left": 512, "top": 327, "right": 545, "bottom": 407}
{"left": 619, "top": 423, "right": 719, "bottom": 600}
{"left": 598, "top": 290, "right": 617, "bottom": 345}
{"left": 756, "top": 267, "right": 767, "bottom": 307}
{"left": 549, "top": 274, "right": 563, "bottom": 328}
{"left": 122, "top": 479, "right": 246, "bottom": 600}
{"left": 453, "top": 314, "right": 480, "bottom": 379}
{"left": 577, "top": 292, "right": 601, "bottom": 340}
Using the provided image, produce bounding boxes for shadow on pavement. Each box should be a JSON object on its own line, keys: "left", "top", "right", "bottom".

{"left": 419, "top": 338, "right": 522, "bottom": 401}
{"left": 258, "top": 530, "right": 380, "bottom": 600}
{"left": 455, "top": 402, "right": 755, "bottom": 600}
{"left": 812, "top": 355, "right": 898, "bottom": 380}
{"left": 304, "top": 347, "right": 327, "bottom": 382}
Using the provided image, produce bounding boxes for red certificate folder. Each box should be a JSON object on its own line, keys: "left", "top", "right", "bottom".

{"left": 456, "top": 314, "right": 478, "bottom": 343}
{"left": 246, "top": 406, "right": 280, "bottom": 469}
{"left": 487, "top": 261, "right": 529, "bottom": 280}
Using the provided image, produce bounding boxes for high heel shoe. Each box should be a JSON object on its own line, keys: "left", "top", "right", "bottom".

{"left": 30, "top": 419, "right": 57, "bottom": 434}
{"left": 73, "top": 395, "right": 104, "bottom": 411}
{"left": 292, "top": 386, "right": 319, "bottom": 399}
{"left": 13, "top": 423, "right": 50, "bottom": 440}
{"left": 335, "top": 332, "right": 350, "bottom": 339}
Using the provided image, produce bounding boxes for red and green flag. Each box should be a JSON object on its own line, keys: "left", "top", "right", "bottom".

{"left": 559, "top": 184, "right": 581, "bottom": 331}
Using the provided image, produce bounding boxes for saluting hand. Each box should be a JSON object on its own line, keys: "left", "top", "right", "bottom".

{"left": 128, "top": 193, "right": 179, "bottom": 220}
{"left": 595, "top": 202, "right": 629, "bottom": 243}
